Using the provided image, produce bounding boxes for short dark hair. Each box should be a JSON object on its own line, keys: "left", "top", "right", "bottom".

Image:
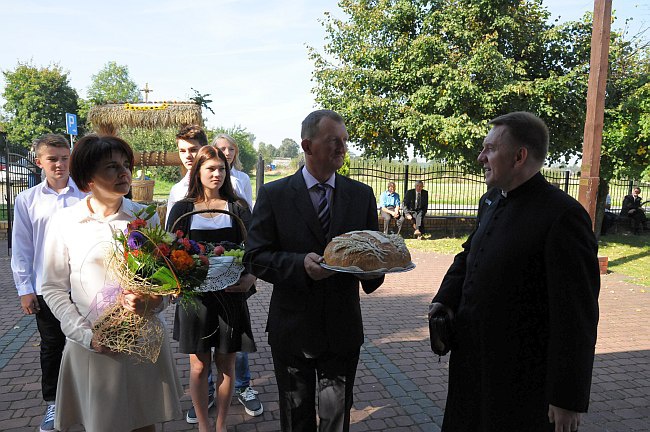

{"left": 70, "top": 134, "right": 134, "bottom": 192}
{"left": 301, "top": 109, "right": 344, "bottom": 140}
{"left": 32, "top": 134, "right": 70, "bottom": 156}
{"left": 489, "top": 112, "right": 549, "bottom": 163}
{"left": 186, "top": 145, "right": 246, "bottom": 207}
{"left": 176, "top": 124, "right": 208, "bottom": 147}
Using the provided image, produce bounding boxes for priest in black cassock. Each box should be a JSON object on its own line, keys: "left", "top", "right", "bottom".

{"left": 430, "top": 112, "right": 600, "bottom": 432}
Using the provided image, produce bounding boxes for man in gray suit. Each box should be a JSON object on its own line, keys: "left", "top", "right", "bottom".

{"left": 245, "top": 109, "right": 384, "bottom": 432}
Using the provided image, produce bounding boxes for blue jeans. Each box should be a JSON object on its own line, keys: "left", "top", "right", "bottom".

{"left": 207, "top": 351, "right": 250, "bottom": 395}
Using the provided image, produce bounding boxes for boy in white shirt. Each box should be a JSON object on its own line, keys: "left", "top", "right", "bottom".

{"left": 11, "top": 134, "right": 87, "bottom": 432}
{"left": 165, "top": 124, "right": 208, "bottom": 224}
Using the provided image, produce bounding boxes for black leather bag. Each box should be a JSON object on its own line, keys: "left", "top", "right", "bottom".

{"left": 428, "top": 311, "right": 453, "bottom": 356}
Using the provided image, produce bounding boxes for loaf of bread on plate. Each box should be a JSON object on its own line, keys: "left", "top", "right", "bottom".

{"left": 323, "top": 230, "right": 411, "bottom": 271}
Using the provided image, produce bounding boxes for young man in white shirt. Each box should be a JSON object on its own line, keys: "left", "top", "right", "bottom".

{"left": 165, "top": 124, "right": 209, "bottom": 224}
{"left": 11, "top": 134, "right": 88, "bottom": 432}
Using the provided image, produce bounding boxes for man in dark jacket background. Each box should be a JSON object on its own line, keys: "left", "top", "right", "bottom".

{"left": 620, "top": 187, "right": 647, "bottom": 234}
{"left": 402, "top": 180, "right": 428, "bottom": 238}
{"left": 430, "top": 112, "right": 600, "bottom": 432}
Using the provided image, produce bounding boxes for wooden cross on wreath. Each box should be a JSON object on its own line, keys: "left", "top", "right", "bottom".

{"left": 140, "top": 83, "right": 153, "bottom": 102}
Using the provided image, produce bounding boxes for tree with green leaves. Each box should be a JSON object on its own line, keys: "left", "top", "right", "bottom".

{"left": 258, "top": 142, "right": 278, "bottom": 163}
{"left": 277, "top": 138, "right": 300, "bottom": 158}
{"left": 591, "top": 22, "right": 650, "bottom": 234}
{"left": 600, "top": 32, "right": 650, "bottom": 183}
{"left": 2, "top": 62, "right": 79, "bottom": 146}
{"left": 87, "top": 61, "right": 140, "bottom": 104}
{"left": 309, "top": 0, "right": 590, "bottom": 167}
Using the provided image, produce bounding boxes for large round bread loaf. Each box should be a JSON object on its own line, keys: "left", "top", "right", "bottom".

{"left": 323, "top": 230, "right": 411, "bottom": 271}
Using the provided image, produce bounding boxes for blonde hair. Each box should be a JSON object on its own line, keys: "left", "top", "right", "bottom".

{"left": 212, "top": 133, "right": 242, "bottom": 171}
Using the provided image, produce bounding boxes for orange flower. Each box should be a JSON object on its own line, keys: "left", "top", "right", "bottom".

{"left": 170, "top": 249, "right": 195, "bottom": 272}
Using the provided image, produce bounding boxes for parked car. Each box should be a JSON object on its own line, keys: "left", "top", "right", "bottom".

{"left": 0, "top": 156, "right": 33, "bottom": 184}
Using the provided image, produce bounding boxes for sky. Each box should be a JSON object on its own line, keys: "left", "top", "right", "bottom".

{"left": 0, "top": 0, "right": 648, "bottom": 149}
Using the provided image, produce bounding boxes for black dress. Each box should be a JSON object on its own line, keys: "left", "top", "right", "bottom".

{"left": 167, "top": 199, "right": 256, "bottom": 354}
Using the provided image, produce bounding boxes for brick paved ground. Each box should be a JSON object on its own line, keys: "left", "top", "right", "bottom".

{"left": 0, "top": 240, "right": 648, "bottom": 431}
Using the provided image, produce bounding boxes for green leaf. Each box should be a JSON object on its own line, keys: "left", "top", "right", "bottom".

{"left": 150, "top": 266, "right": 179, "bottom": 291}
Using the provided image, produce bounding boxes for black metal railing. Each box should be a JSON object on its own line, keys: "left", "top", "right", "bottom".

{"left": 1, "top": 138, "right": 41, "bottom": 252}
{"left": 345, "top": 160, "right": 648, "bottom": 217}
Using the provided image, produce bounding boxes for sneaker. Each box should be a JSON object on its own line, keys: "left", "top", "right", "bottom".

{"left": 185, "top": 393, "right": 215, "bottom": 424}
{"left": 40, "top": 404, "right": 55, "bottom": 432}
{"left": 236, "top": 386, "right": 263, "bottom": 416}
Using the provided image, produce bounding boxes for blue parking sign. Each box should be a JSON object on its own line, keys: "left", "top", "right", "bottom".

{"left": 66, "top": 113, "right": 78, "bottom": 135}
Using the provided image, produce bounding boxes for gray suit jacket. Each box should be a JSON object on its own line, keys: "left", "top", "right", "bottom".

{"left": 245, "top": 169, "right": 384, "bottom": 355}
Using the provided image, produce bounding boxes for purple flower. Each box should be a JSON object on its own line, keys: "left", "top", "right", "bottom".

{"left": 188, "top": 240, "right": 201, "bottom": 254}
{"left": 127, "top": 231, "right": 146, "bottom": 250}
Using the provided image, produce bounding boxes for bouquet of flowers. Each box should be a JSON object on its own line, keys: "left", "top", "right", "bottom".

{"left": 92, "top": 205, "right": 210, "bottom": 362}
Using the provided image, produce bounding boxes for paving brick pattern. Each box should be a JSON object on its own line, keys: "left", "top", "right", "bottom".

{"left": 0, "top": 241, "right": 648, "bottom": 431}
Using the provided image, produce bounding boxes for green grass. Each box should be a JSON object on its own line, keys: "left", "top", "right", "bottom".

{"left": 598, "top": 233, "right": 650, "bottom": 287}
{"left": 405, "top": 232, "right": 650, "bottom": 287}
{"left": 405, "top": 235, "right": 468, "bottom": 255}
{"left": 152, "top": 179, "right": 174, "bottom": 201}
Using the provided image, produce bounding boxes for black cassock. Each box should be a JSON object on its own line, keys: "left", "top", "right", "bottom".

{"left": 433, "top": 173, "right": 600, "bottom": 432}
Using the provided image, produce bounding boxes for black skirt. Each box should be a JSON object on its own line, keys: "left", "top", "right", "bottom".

{"left": 171, "top": 225, "right": 256, "bottom": 354}
{"left": 173, "top": 290, "right": 256, "bottom": 354}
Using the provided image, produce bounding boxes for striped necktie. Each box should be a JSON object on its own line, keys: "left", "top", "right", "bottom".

{"left": 317, "top": 183, "right": 330, "bottom": 234}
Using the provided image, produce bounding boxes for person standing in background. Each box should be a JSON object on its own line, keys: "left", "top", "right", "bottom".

{"left": 213, "top": 134, "right": 253, "bottom": 209}
{"left": 620, "top": 187, "right": 647, "bottom": 234}
{"left": 166, "top": 124, "right": 208, "bottom": 224}
{"left": 213, "top": 133, "right": 263, "bottom": 417}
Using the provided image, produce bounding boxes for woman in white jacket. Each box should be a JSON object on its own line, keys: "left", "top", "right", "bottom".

{"left": 41, "top": 134, "right": 182, "bottom": 432}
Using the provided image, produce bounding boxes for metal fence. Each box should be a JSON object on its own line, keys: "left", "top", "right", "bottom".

{"left": 1, "top": 139, "right": 41, "bottom": 250}
{"left": 347, "top": 159, "right": 648, "bottom": 216}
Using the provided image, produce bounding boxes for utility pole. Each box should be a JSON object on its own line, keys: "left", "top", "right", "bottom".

{"left": 577, "top": 0, "right": 612, "bottom": 230}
